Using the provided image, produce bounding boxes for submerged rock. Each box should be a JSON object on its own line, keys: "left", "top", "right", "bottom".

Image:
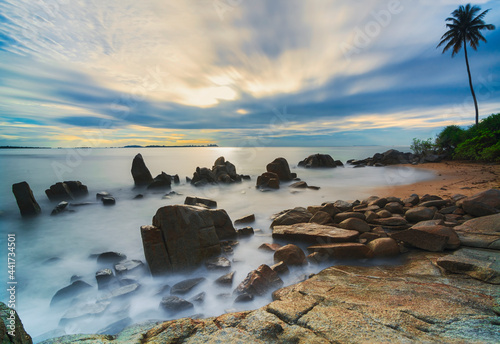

{"left": 50, "top": 280, "right": 93, "bottom": 308}
{"left": 45, "top": 181, "right": 88, "bottom": 202}
{"left": 50, "top": 201, "right": 68, "bottom": 216}
{"left": 159, "top": 296, "right": 194, "bottom": 314}
{"left": 298, "top": 153, "right": 343, "bottom": 168}
{"left": 12, "top": 181, "right": 41, "bottom": 217}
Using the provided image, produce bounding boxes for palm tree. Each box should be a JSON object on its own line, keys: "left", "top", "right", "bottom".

{"left": 437, "top": 4, "right": 495, "bottom": 125}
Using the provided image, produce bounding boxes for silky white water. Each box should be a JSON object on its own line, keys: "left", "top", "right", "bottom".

{"left": 0, "top": 147, "right": 435, "bottom": 341}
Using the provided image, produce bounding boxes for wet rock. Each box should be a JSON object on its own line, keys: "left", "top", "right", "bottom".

{"left": 131, "top": 153, "right": 153, "bottom": 186}
{"left": 114, "top": 260, "right": 145, "bottom": 276}
{"left": 339, "top": 217, "right": 371, "bottom": 233}
{"left": 271, "top": 261, "right": 290, "bottom": 275}
{"left": 0, "top": 301, "right": 32, "bottom": 343}
{"left": 171, "top": 277, "right": 206, "bottom": 295}
{"left": 215, "top": 271, "right": 235, "bottom": 286}
{"left": 59, "top": 302, "right": 110, "bottom": 326}
{"left": 45, "top": 181, "right": 88, "bottom": 202}
{"left": 190, "top": 292, "right": 206, "bottom": 304}
{"left": 159, "top": 296, "right": 194, "bottom": 314}
{"left": 266, "top": 157, "right": 296, "bottom": 181}
{"left": 289, "top": 181, "right": 308, "bottom": 188}
{"left": 147, "top": 172, "right": 173, "bottom": 190}
{"left": 50, "top": 280, "right": 93, "bottom": 307}
{"left": 256, "top": 172, "right": 280, "bottom": 189}
{"left": 333, "top": 212, "right": 365, "bottom": 223}
{"left": 390, "top": 229, "right": 448, "bottom": 252}
{"left": 461, "top": 189, "right": 500, "bottom": 217}
{"left": 101, "top": 196, "right": 116, "bottom": 205}
{"left": 140, "top": 225, "right": 171, "bottom": 276}
{"left": 307, "top": 243, "right": 373, "bottom": 259}
{"left": 99, "top": 283, "right": 141, "bottom": 301}
{"left": 270, "top": 207, "right": 312, "bottom": 227}
{"left": 96, "top": 252, "right": 127, "bottom": 265}
{"left": 184, "top": 196, "right": 217, "bottom": 209}
{"left": 50, "top": 201, "right": 68, "bottom": 216}
{"left": 298, "top": 153, "right": 341, "bottom": 168}
{"left": 366, "top": 238, "right": 400, "bottom": 257}
{"left": 258, "top": 243, "right": 282, "bottom": 252}
{"left": 95, "top": 269, "right": 117, "bottom": 290}
{"left": 234, "top": 214, "right": 255, "bottom": 225}
{"left": 273, "top": 244, "right": 306, "bottom": 266}
{"left": 235, "top": 264, "right": 283, "bottom": 296}
{"left": 405, "top": 206, "right": 436, "bottom": 223}
{"left": 12, "top": 181, "right": 41, "bottom": 217}
{"left": 205, "top": 257, "right": 231, "bottom": 270}
{"left": 234, "top": 293, "right": 254, "bottom": 303}
{"left": 96, "top": 191, "right": 110, "bottom": 200}
{"left": 273, "top": 223, "right": 359, "bottom": 243}
{"left": 236, "top": 227, "right": 254, "bottom": 237}
{"left": 308, "top": 211, "right": 332, "bottom": 225}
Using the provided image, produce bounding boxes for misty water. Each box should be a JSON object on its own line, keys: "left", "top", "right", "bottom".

{"left": 0, "top": 146, "right": 436, "bottom": 341}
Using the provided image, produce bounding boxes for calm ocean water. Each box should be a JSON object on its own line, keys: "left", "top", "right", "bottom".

{"left": 0, "top": 146, "right": 435, "bottom": 340}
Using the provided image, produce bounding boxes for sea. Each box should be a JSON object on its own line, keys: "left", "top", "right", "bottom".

{"left": 0, "top": 146, "right": 436, "bottom": 341}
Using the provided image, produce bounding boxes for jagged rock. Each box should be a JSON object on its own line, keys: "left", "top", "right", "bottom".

{"left": 191, "top": 157, "right": 244, "bottom": 186}
{"left": 50, "top": 201, "right": 68, "bottom": 216}
{"left": 461, "top": 189, "right": 500, "bottom": 217}
{"left": 405, "top": 206, "right": 436, "bottom": 223}
{"left": 50, "top": 280, "right": 93, "bottom": 307}
{"left": 235, "top": 264, "right": 283, "bottom": 296}
{"left": 114, "top": 260, "right": 145, "bottom": 276}
{"left": 391, "top": 229, "right": 448, "bottom": 252}
{"left": 234, "top": 214, "right": 255, "bottom": 225}
{"left": 45, "top": 181, "right": 88, "bottom": 202}
{"left": 147, "top": 172, "right": 172, "bottom": 190}
{"left": 184, "top": 196, "right": 217, "bottom": 209}
{"left": 307, "top": 243, "right": 373, "bottom": 259}
{"left": 95, "top": 269, "right": 118, "bottom": 290}
{"left": 271, "top": 207, "right": 312, "bottom": 227}
{"left": 273, "top": 244, "right": 306, "bottom": 266}
{"left": 256, "top": 172, "right": 280, "bottom": 189}
{"left": 273, "top": 223, "right": 359, "bottom": 243}
{"left": 215, "top": 271, "right": 235, "bottom": 286}
{"left": 131, "top": 153, "right": 153, "bottom": 186}
{"left": 236, "top": 227, "right": 254, "bottom": 237}
{"left": 339, "top": 217, "right": 371, "bottom": 233}
{"left": 159, "top": 296, "right": 193, "bottom": 314}
{"left": 298, "top": 154, "right": 342, "bottom": 168}
{"left": 171, "top": 277, "right": 206, "bottom": 295}
{"left": 266, "top": 157, "right": 296, "bottom": 181}
{"left": 205, "top": 257, "right": 231, "bottom": 270}
{"left": 366, "top": 238, "right": 400, "bottom": 257}
{"left": 12, "top": 181, "right": 41, "bottom": 217}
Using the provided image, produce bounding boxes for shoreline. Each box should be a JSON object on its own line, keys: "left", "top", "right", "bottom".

{"left": 373, "top": 160, "right": 500, "bottom": 199}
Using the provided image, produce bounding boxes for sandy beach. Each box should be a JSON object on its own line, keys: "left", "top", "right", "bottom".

{"left": 374, "top": 161, "right": 500, "bottom": 199}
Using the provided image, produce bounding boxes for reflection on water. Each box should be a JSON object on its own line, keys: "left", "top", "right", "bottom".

{"left": 0, "top": 147, "right": 435, "bottom": 340}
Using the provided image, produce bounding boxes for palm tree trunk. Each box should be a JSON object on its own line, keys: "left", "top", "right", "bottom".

{"left": 463, "top": 39, "right": 479, "bottom": 125}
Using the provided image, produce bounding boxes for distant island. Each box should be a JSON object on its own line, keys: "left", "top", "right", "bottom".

{"left": 0, "top": 144, "right": 218, "bottom": 149}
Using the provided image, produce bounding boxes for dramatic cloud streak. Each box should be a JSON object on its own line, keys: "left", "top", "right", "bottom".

{"left": 0, "top": 0, "right": 499, "bottom": 147}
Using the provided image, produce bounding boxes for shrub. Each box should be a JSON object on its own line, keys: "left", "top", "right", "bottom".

{"left": 410, "top": 138, "right": 435, "bottom": 155}
{"left": 435, "top": 125, "right": 465, "bottom": 153}
{"left": 454, "top": 129, "right": 500, "bottom": 161}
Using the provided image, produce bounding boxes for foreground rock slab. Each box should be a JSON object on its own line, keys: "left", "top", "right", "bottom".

{"left": 272, "top": 223, "right": 359, "bottom": 243}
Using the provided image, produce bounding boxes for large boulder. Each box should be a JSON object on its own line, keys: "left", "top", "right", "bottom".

{"left": 131, "top": 153, "right": 153, "bottom": 186}
{"left": 273, "top": 244, "right": 306, "bottom": 265}
{"left": 12, "top": 181, "right": 41, "bottom": 217}
{"left": 460, "top": 189, "right": 500, "bottom": 217}
{"left": 377, "top": 149, "right": 410, "bottom": 165}
{"left": 298, "top": 154, "right": 343, "bottom": 168}
{"left": 266, "top": 158, "right": 296, "bottom": 181}
{"left": 0, "top": 302, "right": 32, "bottom": 344}
{"left": 453, "top": 213, "right": 500, "bottom": 250}
{"left": 147, "top": 172, "right": 172, "bottom": 190}
{"left": 141, "top": 205, "right": 236, "bottom": 274}
{"left": 256, "top": 172, "right": 280, "bottom": 189}
{"left": 390, "top": 229, "right": 448, "bottom": 252}
{"left": 45, "top": 181, "right": 88, "bottom": 201}
{"left": 366, "top": 238, "right": 400, "bottom": 257}
{"left": 235, "top": 264, "right": 283, "bottom": 296}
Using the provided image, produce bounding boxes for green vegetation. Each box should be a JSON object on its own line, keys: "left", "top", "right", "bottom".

{"left": 411, "top": 113, "right": 500, "bottom": 162}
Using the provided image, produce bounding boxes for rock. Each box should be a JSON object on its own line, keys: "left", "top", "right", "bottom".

{"left": 171, "top": 277, "right": 206, "bottom": 295}
{"left": 234, "top": 293, "right": 254, "bottom": 303}
{"left": 298, "top": 153, "right": 341, "bottom": 168}
{"left": 333, "top": 200, "right": 353, "bottom": 212}
{"left": 234, "top": 214, "right": 255, "bottom": 225}
{"left": 50, "top": 280, "right": 93, "bottom": 307}
{"left": 273, "top": 244, "right": 306, "bottom": 266}
{"left": 384, "top": 202, "right": 404, "bottom": 214}
{"left": 364, "top": 211, "right": 378, "bottom": 223}
{"left": 189, "top": 292, "right": 206, "bottom": 304}
{"left": 453, "top": 213, "right": 500, "bottom": 250}
{"left": 12, "top": 181, "right": 41, "bottom": 217}
{"left": 423, "top": 154, "right": 442, "bottom": 162}
{"left": 114, "top": 260, "right": 145, "bottom": 276}
{"left": 184, "top": 196, "right": 217, "bottom": 209}
{"left": 289, "top": 181, "right": 308, "bottom": 188}
{"left": 366, "top": 238, "right": 400, "bottom": 257}
{"left": 376, "top": 209, "right": 392, "bottom": 218}
{"left": 144, "top": 205, "right": 238, "bottom": 273}
{"left": 215, "top": 271, "right": 235, "bottom": 286}
{"left": 147, "top": 172, "right": 172, "bottom": 190}
{"left": 403, "top": 194, "right": 420, "bottom": 205}
{"left": 140, "top": 225, "right": 171, "bottom": 276}
{"left": 97, "top": 317, "right": 133, "bottom": 335}
{"left": 236, "top": 227, "right": 254, "bottom": 237}
{"left": 461, "top": 189, "right": 500, "bottom": 217}
{"left": 96, "top": 191, "right": 110, "bottom": 200}
{"left": 437, "top": 249, "right": 500, "bottom": 284}
{"left": 419, "top": 200, "right": 448, "bottom": 208}
{"left": 0, "top": 301, "right": 32, "bottom": 343}
{"left": 271, "top": 261, "right": 290, "bottom": 275}
{"left": 405, "top": 206, "right": 436, "bottom": 223}
{"left": 50, "top": 201, "right": 68, "bottom": 216}
{"left": 205, "top": 257, "right": 231, "bottom": 270}
{"left": 258, "top": 243, "right": 282, "bottom": 252}
{"left": 439, "top": 205, "right": 458, "bottom": 214}
{"left": 339, "top": 218, "right": 371, "bottom": 233}
{"left": 372, "top": 217, "right": 409, "bottom": 227}
{"left": 333, "top": 212, "right": 365, "bottom": 223}
{"left": 270, "top": 207, "right": 312, "bottom": 227}
{"left": 308, "top": 211, "right": 332, "bottom": 225}
{"left": 352, "top": 204, "right": 380, "bottom": 212}
{"left": 377, "top": 149, "right": 410, "bottom": 165}
{"left": 95, "top": 269, "right": 117, "bottom": 290}
{"left": 266, "top": 157, "right": 296, "bottom": 181}
{"left": 235, "top": 264, "right": 283, "bottom": 296}
{"left": 273, "top": 223, "right": 359, "bottom": 243}
{"left": 96, "top": 252, "right": 127, "bottom": 265}
{"left": 310, "top": 203, "right": 340, "bottom": 217}
{"left": 368, "top": 197, "right": 389, "bottom": 208}
{"left": 415, "top": 226, "right": 460, "bottom": 249}
{"left": 99, "top": 283, "right": 141, "bottom": 301}
{"left": 159, "top": 296, "right": 194, "bottom": 314}
{"left": 256, "top": 172, "right": 280, "bottom": 189}
{"left": 101, "top": 196, "right": 116, "bottom": 205}
{"left": 411, "top": 219, "right": 445, "bottom": 229}
{"left": 131, "top": 153, "right": 153, "bottom": 186}
{"left": 59, "top": 302, "right": 110, "bottom": 326}
{"left": 191, "top": 157, "right": 243, "bottom": 186}
{"left": 45, "top": 181, "right": 89, "bottom": 202}
{"left": 307, "top": 243, "right": 373, "bottom": 259}
{"left": 390, "top": 229, "right": 448, "bottom": 252}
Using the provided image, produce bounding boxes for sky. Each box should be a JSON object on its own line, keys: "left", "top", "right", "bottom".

{"left": 0, "top": 0, "right": 499, "bottom": 148}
